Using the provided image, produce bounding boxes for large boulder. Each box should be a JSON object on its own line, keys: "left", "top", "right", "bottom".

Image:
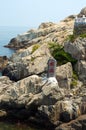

{"left": 55, "top": 115, "right": 86, "bottom": 130}
{"left": 37, "top": 97, "right": 81, "bottom": 126}
{"left": 0, "top": 75, "right": 42, "bottom": 107}
{"left": 64, "top": 38, "right": 86, "bottom": 83}
{"left": 2, "top": 62, "right": 29, "bottom": 81}
{"left": 2, "top": 44, "right": 52, "bottom": 81}
{"left": 56, "top": 62, "right": 73, "bottom": 89}
{"left": 64, "top": 38, "right": 86, "bottom": 60}
{"left": 75, "top": 60, "right": 86, "bottom": 83}
{"left": 25, "top": 43, "right": 52, "bottom": 75}
{"left": 10, "top": 46, "right": 32, "bottom": 62}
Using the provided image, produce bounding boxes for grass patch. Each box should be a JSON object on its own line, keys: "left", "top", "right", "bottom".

{"left": 67, "top": 34, "right": 77, "bottom": 42}
{"left": 31, "top": 56, "right": 35, "bottom": 62}
{"left": 71, "top": 80, "right": 78, "bottom": 88}
{"left": 32, "top": 44, "right": 40, "bottom": 53}
{"left": 67, "top": 33, "right": 86, "bottom": 43}
{"left": 70, "top": 71, "right": 78, "bottom": 88}
{"left": 72, "top": 71, "right": 78, "bottom": 80}
{"left": 79, "top": 33, "right": 86, "bottom": 38}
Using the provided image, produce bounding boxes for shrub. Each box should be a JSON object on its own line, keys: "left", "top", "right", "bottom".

{"left": 48, "top": 42, "right": 77, "bottom": 65}
{"left": 67, "top": 34, "right": 77, "bottom": 42}
{"left": 67, "top": 33, "right": 86, "bottom": 43}
{"left": 31, "top": 56, "right": 35, "bottom": 62}
{"left": 71, "top": 80, "right": 78, "bottom": 88}
{"left": 70, "top": 71, "right": 78, "bottom": 89}
{"left": 72, "top": 71, "right": 78, "bottom": 80}
{"left": 80, "top": 33, "right": 86, "bottom": 38}
{"left": 32, "top": 44, "right": 40, "bottom": 53}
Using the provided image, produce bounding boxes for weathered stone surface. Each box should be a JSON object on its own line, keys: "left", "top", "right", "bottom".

{"left": 2, "top": 44, "right": 52, "bottom": 81}
{"left": 0, "top": 56, "right": 8, "bottom": 71}
{"left": 56, "top": 62, "right": 73, "bottom": 89}
{"left": 2, "top": 61, "right": 29, "bottom": 81}
{"left": 55, "top": 115, "right": 86, "bottom": 130}
{"left": 0, "top": 73, "right": 85, "bottom": 129}
{"left": 64, "top": 38, "right": 86, "bottom": 83}
{"left": 75, "top": 60, "right": 86, "bottom": 82}
{"left": 78, "top": 7, "right": 86, "bottom": 17}
{"left": 5, "top": 19, "right": 74, "bottom": 49}
{"left": 0, "top": 75, "right": 42, "bottom": 106}
{"left": 64, "top": 38, "right": 86, "bottom": 60}
{"left": 10, "top": 47, "right": 32, "bottom": 62}
{"left": 5, "top": 37, "right": 28, "bottom": 49}
{"left": 38, "top": 22, "right": 56, "bottom": 29}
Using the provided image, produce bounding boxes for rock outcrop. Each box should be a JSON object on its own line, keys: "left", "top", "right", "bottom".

{"left": 0, "top": 7, "right": 86, "bottom": 130}
{"left": 2, "top": 43, "right": 74, "bottom": 91}
{"left": 55, "top": 115, "right": 86, "bottom": 130}
{"left": 78, "top": 7, "right": 86, "bottom": 17}
{"left": 56, "top": 62, "right": 73, "bottom": 89}
{"left": 0, "top": 74, "right": 85, "bottom": 129}
{"left": 64, "top": 38, "right": 86, "bottom": 83}
{"left": 64, "top": 38, "right": 86, "bottom": 60}
{"left": 5, "top": 18, "right": 74, "bottom": 49}
{"left": 2, "top": 44, "right": 52, "bottom": 81}
{"left": 0, "top": 56, "right": 8, "bottom": 71}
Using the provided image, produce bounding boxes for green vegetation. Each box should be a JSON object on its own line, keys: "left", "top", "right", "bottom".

{"left": 79, "top": 33, "right": 86, "bottom": 38}
{"left": 72, "top": 71, "right": 78, "bottom": 80}
{"left": 70, "top": 71, "right": 78, "bottom": 88}
{"left": 31, "top": 56, "right": 35, "bottom": 62}
{"left": 71, "top": 80, "right": 78, "bottom": 88}
{"left": 32, "top": 44, "right": 40, "bottom": 53}
{"left": 67, "top": 34, "right": 77, "bottom": 42}
{"left": 67, "top": 33, "right": 86, "bottom": 42}
{"left": 48, "top": 42, "right": 77, "bottom": 65}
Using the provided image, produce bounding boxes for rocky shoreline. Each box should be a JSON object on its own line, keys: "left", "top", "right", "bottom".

{"left": 0, "top": 7, "right": 86, "bottom": 130}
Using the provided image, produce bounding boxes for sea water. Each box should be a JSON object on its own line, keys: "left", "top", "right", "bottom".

{"left": 0, "top": 26, "right": 29, "bottom": 57}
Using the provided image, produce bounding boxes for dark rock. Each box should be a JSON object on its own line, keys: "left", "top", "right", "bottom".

{"left": 2, "top": 62, "right": 29, "bottom": 81}
{"left": 0, "top": 56, "right": 8, "bottom": 71}
{"left": 71, "top": 121, "right": 82, "bottom": 130}
{"left": 60, "top": 111, "right": 71, "bottom": 122}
